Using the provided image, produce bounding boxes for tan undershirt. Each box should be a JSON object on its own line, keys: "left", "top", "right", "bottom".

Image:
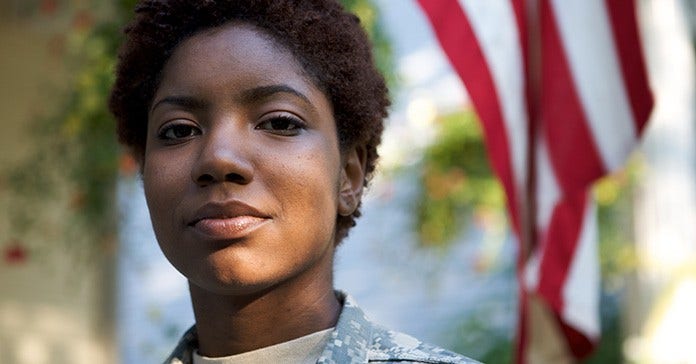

{"left": 192, "top": 328, "right": 334, "bottom": 364}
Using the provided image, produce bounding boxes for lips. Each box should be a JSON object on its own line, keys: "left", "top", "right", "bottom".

{"left": 188, "top": 200, "right": 270, "bottom": 240}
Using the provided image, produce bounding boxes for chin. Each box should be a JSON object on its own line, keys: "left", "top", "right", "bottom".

{"left": 186, "top": 259, "right": 281, "bottom": 297}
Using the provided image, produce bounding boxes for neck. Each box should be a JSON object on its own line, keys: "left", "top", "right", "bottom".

{"left": 189, "top": 271, "right": 340, "bottom": 357}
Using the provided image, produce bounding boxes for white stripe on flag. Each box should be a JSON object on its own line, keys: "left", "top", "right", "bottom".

{"left": 458, "top": 0, "right": 529, "bottom": 192}
{"left": 561, "top": 200, "right": 601, "bottom": 339}
{"left": 549, "top": 0, "right": 639, "bottom": 171}
{"left": 535, "top": 138, "right": 560, "bottom": 237}
{"left": 525, "top": 139, "right": 559, "bottom": 291}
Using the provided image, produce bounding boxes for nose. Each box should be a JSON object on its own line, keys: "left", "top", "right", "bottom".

{"left": 191, "top": 126, "right": 253, "bottom": 187}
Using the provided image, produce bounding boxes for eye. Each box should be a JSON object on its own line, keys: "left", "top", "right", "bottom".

{"left": 256, "top": 115, "right": 306, "bottom": 136}
{"left": 157, "top": 122, "right": 201, "bottom": 141}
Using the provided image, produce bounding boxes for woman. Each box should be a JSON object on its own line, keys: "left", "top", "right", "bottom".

{"left": 109, "top": 1, "right": 478, "bottom": 363}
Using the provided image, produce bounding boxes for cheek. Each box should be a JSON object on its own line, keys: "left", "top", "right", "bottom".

{"left": 142, "top": 153, "right": 189, "bottom": 224}
{"left": 268, "top": 142, "right": 342, "bottom": 218}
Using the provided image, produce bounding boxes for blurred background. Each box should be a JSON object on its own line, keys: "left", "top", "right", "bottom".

{"left": 0, "top": 0, "right": 693, "bottom": 363}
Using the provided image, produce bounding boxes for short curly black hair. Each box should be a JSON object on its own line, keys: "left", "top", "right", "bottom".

{"left": 109, "top": 0, "right": 390, "bottom": 242}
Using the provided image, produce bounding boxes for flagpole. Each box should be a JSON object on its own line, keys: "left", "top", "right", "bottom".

{"left": 523, "top": 0, "right": 539, "bottom": 265}
{"left": 515, "top": 1, "right": 540, "bottom": 362}
{"left": 521, "top": 1, "right": 578, "bottom": 363}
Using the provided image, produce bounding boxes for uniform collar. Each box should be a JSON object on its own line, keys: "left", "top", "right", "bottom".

{"left": 163, "top": 291, "right": 370, "bottom": 364}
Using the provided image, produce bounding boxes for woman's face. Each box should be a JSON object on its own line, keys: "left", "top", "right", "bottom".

{"left": 143, "top": 23, "right": 362, "bottom": 295}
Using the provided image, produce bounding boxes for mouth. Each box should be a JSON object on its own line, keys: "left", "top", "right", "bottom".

{"left": 191, "top": 216, "right": 268, "bottom": 240}
{"left": 188, "top": 200, "right": 271, "bottom": 240}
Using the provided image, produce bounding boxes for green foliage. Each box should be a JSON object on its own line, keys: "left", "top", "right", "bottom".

{"left": 593, "top": 161, "right": 642, "bottom": 288}
{"left": 450, "top": 315, "right": 513, "bottom": 363}
{"left": 414, "top": 109, "right": 505, "bottom": 246}
{"left": 584, "top": 293, "right": 624, "bottom": 364}
{"left": 55, "top": 22, "right": 122, "bottom": 231}
{"left": 5, "top": 1, "right": 134, "bottom": 253}
{"left": 413, "top": 105, "right": 642, "bottom": 283}
{"left": 342, "top": 0, "right": 396, "bottom": 88}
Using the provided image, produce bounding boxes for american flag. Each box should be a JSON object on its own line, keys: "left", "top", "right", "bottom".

{"left": 417, "top": 0, "right": 653, "bottom": 362}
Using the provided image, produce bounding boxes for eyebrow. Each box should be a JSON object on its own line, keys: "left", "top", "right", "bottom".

{"left": 239, "top": 84, "right": 312, "bottom": 105}
{"left": 150, "top": 96, "right": 208, "bottom": 115}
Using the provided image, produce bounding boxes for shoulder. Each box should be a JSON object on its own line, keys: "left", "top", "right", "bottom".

{"left": 326, "top": 291, "right": 481, "bottom": 364}
{"left": 366, "top": 325, "right": 481, "bottom": 364}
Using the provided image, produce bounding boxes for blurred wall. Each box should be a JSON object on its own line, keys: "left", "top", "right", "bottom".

{"left": 625, "top": 1, "right": 696, "bottom": 362}
{"left": 0, "top": 2, "right": 115, "bottom": 363}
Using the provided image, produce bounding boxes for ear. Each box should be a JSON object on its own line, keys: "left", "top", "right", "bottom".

{"left": 337, "top": 145, "right": 367, "bottom": 217}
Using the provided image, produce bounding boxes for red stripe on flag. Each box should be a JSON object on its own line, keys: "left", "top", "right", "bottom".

{"left": 541, "top": 0, "right": 606, "bottom": 193}
{"left": 558, "top": 313, "right": 595, "bottom": 358}
{"left": 511, "top": 0, "right": 537, "bottom": 126}
{"left": 536, "top": 192, "right": 588, "bottom": 312}
{"left": 417, "top": 0, "right": 522, "bottom": 234}
{"left": 604, "top": 0, "right": 654, "bottom": 133}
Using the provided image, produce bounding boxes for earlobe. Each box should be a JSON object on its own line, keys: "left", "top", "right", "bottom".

{"left": 337, "top": 146, "right": 367, "bottom": 217}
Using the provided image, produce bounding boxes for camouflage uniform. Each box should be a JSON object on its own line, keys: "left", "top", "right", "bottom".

{"left": 164, "top": 291, "right": 481, "bottom": 364}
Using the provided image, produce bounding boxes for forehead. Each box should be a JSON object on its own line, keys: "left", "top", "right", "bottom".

{"left": 156, "top": 22, "right": 322, "bottom": 102}
{"left": 177, "top": 22, "right": 290, "bottom": 64}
